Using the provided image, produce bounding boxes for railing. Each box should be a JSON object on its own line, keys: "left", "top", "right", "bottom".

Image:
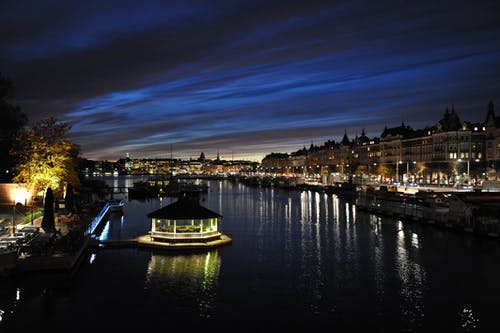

{"left": 150, "top": 230, "right": 220, "bottom": 239}
{"left": 84, "top": 200, "right": 125, "bottom": 237}
{"left": 84, "top": 202, "right": 111, "bottom": 237}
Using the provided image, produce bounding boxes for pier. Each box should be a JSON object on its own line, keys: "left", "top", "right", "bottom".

{"left": 0, "top": 199, "right": 124, "bottom": 277}
{"left": 85, "top": 199, "right": 124, "bottom": 237}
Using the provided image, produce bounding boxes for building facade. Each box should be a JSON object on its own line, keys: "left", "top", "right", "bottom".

{"left": 261, "top": 101, "right": 498, "bottom": 185}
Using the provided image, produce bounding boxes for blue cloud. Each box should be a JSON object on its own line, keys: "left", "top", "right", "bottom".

{"left": 2, "top": 0, "right": 500, "bottom": 161}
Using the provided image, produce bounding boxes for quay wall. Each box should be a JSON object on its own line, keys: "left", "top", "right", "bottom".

{"left": 355, "top": 191, "right": 500, "bottom": 239}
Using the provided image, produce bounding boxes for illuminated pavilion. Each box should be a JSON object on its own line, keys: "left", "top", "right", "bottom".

{"left": 146, "top": 191, "right": 224, "bottom": 243}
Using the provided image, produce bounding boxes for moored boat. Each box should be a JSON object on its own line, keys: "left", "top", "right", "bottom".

{"left": 356, "top": 188, "right": 451, "bottom": 223}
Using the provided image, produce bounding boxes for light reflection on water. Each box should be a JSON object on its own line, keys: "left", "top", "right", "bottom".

{"left": 396, "top": 220, "right": 426, "bottom": 329}
{"left": 1, "top": 177, "right": 500, "bottom": 331}
{"left": 145, "top": 250, "right": 220, "bottom": 320}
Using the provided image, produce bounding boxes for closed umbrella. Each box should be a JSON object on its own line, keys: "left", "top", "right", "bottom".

{"left": 41, "top": 187, "right": 55, "bottom": 232}
{"left": 65, "top": 183, "right": 74, "bottom": 215}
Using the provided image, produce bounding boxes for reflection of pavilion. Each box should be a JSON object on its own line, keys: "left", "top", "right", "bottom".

{"left": 146, "top": 250, "right": 220, "bottom": 282}
{"left": 145, "top": 250, "right": 221, "bottom": 319}
{"left": 140, "top": 191, "right": 232, "bottom": 248}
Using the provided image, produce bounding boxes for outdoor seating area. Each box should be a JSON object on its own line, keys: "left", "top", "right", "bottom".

{"left": 0, "top": 225, "right": 40, "bottom": 252}
{"left": 18, "top": 231, "right": 57, "bottom": 256}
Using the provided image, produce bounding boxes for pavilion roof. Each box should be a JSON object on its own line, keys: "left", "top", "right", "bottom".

{"left": 147, "top": 194, "right": 222, "bottom": 219}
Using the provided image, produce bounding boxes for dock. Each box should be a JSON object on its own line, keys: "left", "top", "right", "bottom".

{"left": 92, "top": 233, "right": 232, "bottom": 250}
{"left": 0, "top": 200, "right": 112, "bottom": 277}
{"left": 15, "top": 236, "right": 90, "bottom": 274}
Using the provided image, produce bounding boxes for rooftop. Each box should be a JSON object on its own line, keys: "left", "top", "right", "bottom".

{"left": 147, "top": 192, "right": 221, "bottom": 219}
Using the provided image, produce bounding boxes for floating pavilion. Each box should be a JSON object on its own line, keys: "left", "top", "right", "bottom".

{"left": 136, "top": 191, "right": 232, "bottom": 249}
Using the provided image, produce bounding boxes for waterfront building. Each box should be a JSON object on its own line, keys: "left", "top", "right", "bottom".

{"left": 429, "top": 108, "right": 486, "bottom": 184}
{"left": 353, "top": 129, "right": 379, "bottom": 168}
{"left": 260, "top": 100, "right": 498, "bottom": 185}
{"left": 401, "top": 128, "right": 432, "bottom": 182}
{"left": 260, "top": 152, "right": 290, "bottom": 174}
{"left": 335, "top": 131, "right": 355, "bottom": 174}
{"left": 289, "top": 149, "right": 308, "bottom": 175}
{"left": 485, "top": 100, "right": 500, "bottom": 179}
{"left": 379, "top": 122, "right": 414, "bottom": 182}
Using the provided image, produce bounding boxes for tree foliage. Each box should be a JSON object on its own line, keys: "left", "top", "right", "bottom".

{"left": 0, "top": 72, "right": 28, "bottom": 181}
{"left": 377, "top": 164, "right": 392, "bottom": 178}
{"left": 11, "top": 117, "right": 80, "bottom": 196}
{"left": 354, "top": 164, "right": 367, "bottom": 175}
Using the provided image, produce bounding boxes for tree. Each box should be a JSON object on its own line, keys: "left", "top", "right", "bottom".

{"left": 11, "top": 117, "right": 80, "bottom": 197}
{"left": 377, "top": 164, "right": 392, "bottom": 179}
{"left": 0, "top": 72, "right": 28, "bottom": 182}
{"left": 354, "top": 164, "right": 367, "bottom": 176}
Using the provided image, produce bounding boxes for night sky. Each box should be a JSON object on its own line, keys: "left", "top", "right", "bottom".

{"left": 2, "top": 0, "right": 500, "bottom": 162}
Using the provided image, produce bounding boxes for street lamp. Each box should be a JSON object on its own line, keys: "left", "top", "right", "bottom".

{"left": 458, "top": 158, "right": 470, "bottom": 179}
{"left": 8, "top": 185, "right": 31, "bottom": 235}
{"left": 396, "top": 160, "right": 402, "bottom": 183}
{"left": 11, "top": 200, "right": 15, "bottom": 236}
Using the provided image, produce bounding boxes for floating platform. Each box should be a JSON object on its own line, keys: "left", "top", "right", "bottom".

{"left": 137, "top": 233, "right": 232, "bottom": 250}
{"left": 93, "top": 233, "right": 232, "bottom": 251}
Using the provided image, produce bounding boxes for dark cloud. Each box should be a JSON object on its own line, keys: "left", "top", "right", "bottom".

{"left": 1, "top": 0, "right": 500, "bottom": 161}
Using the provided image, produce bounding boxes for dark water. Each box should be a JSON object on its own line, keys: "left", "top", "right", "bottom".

{"left": 1, "top": 177, "right": 500, "bottom": 332}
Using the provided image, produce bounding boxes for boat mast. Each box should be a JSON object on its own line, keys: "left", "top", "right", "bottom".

{"left": 170, "top": 144, "right": 173, "bottom": 181}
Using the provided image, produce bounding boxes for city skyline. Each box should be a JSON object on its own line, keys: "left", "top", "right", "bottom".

{"left": 2, "top": 1, "right": 500, "bottom": 162}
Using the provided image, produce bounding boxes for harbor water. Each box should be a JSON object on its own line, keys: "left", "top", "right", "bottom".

{"left": 1, "top": 176, "right": 500, "bottom": 332}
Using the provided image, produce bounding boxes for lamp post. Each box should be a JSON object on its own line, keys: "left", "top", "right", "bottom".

{"left": 396, "top": 161, "right": 402, "bottom": 184}
{"left": 474, "top": 158, "right": 480, "bottom": 183}
{"left": 458, "top": 159, "right": 470, "bottom": 179}
{"left": 406, "top": 161, "right": 409, "bottom": 182}
{"left": 29, "top": 196, "right": 35, "bottom": 225}
{"left": 396, "top": 161, "right": 398, "bottom": 183}
{"left": 412, "top": 161, "right": 416, "bottom": 183}
{"left": 11, "top": 200, "right": 16, "bottom": 236}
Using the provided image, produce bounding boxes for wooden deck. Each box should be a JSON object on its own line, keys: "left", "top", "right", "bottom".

{"left": 94, "top": 233, "right": 232, "bottom": 250}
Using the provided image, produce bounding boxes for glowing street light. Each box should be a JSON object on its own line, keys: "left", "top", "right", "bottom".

{"left": 7, "top": 184, "right": 32, "bottom": 234}
{"left": 457, "top": 158, "right": 470, "bottom": 178}
{"left": 396, "top": 160, "right": 402, "bottom": 183}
